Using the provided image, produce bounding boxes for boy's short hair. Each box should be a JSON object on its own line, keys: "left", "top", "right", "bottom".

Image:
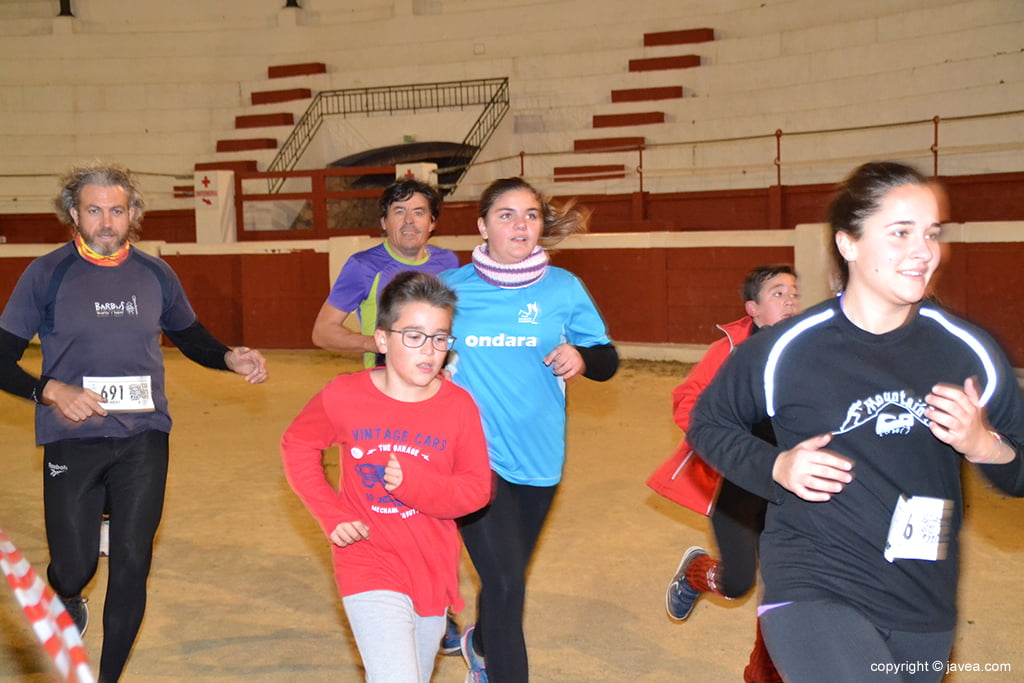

{"left": 742, "top": 264, "right": 797, "bottom": 303}
{"left": 376, "top": 271, "right": 457, "bottom": 331}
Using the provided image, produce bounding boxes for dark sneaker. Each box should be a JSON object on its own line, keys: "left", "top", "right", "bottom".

{"left": 61, "top": 595, "right": 89, "bottom": 635}
{"left": 441, "top": 612, "right": 461, "bottom": 655}
{"left": 666, "top": 546, "right": 708, "bottom": 621}
{"left": 461, "top": 624, "right": 488, "bottom": 683}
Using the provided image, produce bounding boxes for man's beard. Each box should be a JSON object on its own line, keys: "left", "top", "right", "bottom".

{"left": 84, "top": 231, "right": 128, "bottom": 256}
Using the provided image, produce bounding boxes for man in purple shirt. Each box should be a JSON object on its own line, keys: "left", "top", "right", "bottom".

{"left": 311, "top": 178, "right": 458, "bottom": 367}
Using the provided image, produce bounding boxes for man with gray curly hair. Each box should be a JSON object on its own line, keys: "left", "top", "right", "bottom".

{"left": 53, "top": 164, "right": 146, "bottom": 246}
{"left": 0, "top": 162, "right": 269, "bottom": 682}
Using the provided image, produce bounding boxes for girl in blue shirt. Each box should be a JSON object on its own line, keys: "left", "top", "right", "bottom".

{"left": 441, "top": 177, "right": 618, "bottom": 683}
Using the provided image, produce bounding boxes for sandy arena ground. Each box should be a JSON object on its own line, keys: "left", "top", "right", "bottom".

{"left": 1, "top": 348, "right": 1022, "bottom": 682}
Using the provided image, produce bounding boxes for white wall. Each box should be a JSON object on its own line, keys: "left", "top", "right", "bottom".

{"left": 1, "top": 0, "right": 1021, "bottom": 212}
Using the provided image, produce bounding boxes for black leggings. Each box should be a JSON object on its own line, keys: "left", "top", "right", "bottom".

{"left": 761, "top": 600, "right": 954, "bottom": 683}
{"left": 43, "top": 430, "right": 169, "bottom": 683}
{"left": 710, "top": 477, "right": 767, "bottom": 599}
{"left": 459, "top": 476, "right": 558, "bottom": 683}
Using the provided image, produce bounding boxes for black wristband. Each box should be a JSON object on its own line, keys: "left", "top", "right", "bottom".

{"left": 574, "top": 343, "right": 619, "bottom": 382}
{"left": 31, "top": 376, "right": 52, "bottom": 404}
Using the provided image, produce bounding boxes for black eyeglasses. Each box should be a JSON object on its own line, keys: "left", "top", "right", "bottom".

{"left": 388, "top": 329, "right": 456, "bottom": 351}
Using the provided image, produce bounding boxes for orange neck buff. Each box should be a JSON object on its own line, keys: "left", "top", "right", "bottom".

{"left": 74, "top": 234, "right": 131, "bottom": 266}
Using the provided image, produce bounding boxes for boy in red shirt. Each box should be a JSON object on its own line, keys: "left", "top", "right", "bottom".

{"left": 282, "top": 271, "right": 492, "bottom": 682}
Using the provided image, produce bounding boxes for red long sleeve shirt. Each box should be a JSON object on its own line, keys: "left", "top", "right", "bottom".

{"left": 281, "top": 370, "right": 492, "bottom": 616}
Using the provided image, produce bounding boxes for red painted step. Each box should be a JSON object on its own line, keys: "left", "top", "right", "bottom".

{"left": 235, "top": 112, "right": 295, "bottom": 129}
{"left": 195, "top": 160, "right": 259, "bottom": 173}
{"left": 611, "top": 86, "right": 684, "bottom": 103}
{"left": 173, "top": 185, "right": 194, "bottom": 198}
{"left": 644, "top": 28, "right": 714, "bottom": 47}
{"left": 216, "top": 138, "right": 278, "bottom": 153}
{"left": 250, "top": 88, "right": 312, "bottom": 105}
{"left": 554, "top": 165, "right": 627, "bottom": 182}
{"left": 268, "top": 62, "right": 327, "bottom": 79}
{"left": 574, "top": 137, "right": 645, "bottom": 153}
{"left": 593, "top": 112, "right": 665, "bottom": 128}
{"left": 629, "top": 55, "right": 700, "bottom": 72}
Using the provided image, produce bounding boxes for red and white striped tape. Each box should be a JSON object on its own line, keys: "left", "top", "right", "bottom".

{"left": 0, "top": 527, "right": 94, "bottom": 683}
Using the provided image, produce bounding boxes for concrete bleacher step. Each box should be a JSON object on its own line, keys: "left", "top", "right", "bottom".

{"left": 611, "top": 86, "right": 684, "bottom": 103}
{"left": 643, "top": 28, "right": 714, "bottom": 46}
{"left": 267, "top": 62, "right": 327, "bottom": 79}
{"left": 593, "top": 111, "right": 665, "bottom": 128}
{"left": 574, "top": 136, "right": 646, "bottom": 153}
{"left": 628, "top": 55, "right": 701, "bottom": 72}
{"left": 216, "top": 138, "right": 278, "bottom": 152}
{"left": 553, "top": 164, "right": 627, "bottom": 182}
{"left": 220, "top": 66, "right": 323, "bottom": 159}
{"left": 235, "top": 112, "right": 295, "bottom": 129}
{"left": 250, "top": 87, "right": 312, "bottom": 105}
{"left": 565, "top": 27, "right": 710, "bottom": 181}
{"left": 173, "top": 185, "right": 195, "bottom": 198}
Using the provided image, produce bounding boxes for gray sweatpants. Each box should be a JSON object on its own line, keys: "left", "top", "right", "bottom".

{"left": 342, "top": 589, "right": 446, "bottom": 683}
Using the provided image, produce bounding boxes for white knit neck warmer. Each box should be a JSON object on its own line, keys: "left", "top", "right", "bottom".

{"left": 471, "top": 244, "right": 549, "bottom": 288}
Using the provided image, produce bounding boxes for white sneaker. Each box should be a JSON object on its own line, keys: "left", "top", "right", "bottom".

{"left": 99, "top": 518, "right": 110, "bottom": 557}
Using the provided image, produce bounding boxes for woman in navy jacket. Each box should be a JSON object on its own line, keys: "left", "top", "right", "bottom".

{"left": 688, "top": 161, "right": 1024, "bottom": 683}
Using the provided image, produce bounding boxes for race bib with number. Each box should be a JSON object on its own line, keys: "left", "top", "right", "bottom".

{"left": 82, "top": 375, "right": 155, "bottom": 413}
{"left": 883, "top": 494, "right": 953, "bottom": 563}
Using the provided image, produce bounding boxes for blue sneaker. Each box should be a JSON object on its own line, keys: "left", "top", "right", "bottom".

{"left": 461, "top": 624, "right": 488, "bottom": 683}
{"left": 666, "top": 546, "right": 708, "bottom": 621}
{"left": 441, "top": 612, "right": 461, "bottom": 655}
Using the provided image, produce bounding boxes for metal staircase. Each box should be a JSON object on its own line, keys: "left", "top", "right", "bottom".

{"left": 266, "top": 77, "right": 509, "bottom": 193}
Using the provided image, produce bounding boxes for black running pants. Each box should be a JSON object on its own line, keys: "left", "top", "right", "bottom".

{"left": 459, "top": 475, "right": 558, "bottom": 683}
{"left": 43, "top": 430, "right": 169, "bottom": 683}
{"left": 709, "top": 477, "right": 767, "bottom": 599}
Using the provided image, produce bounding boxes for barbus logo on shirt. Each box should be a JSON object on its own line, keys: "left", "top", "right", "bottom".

{"left": 95, "top": 295, "right": 139, "bottom": 318}
{"left": 463, "top": 333, "right": 539, "bottom": 348}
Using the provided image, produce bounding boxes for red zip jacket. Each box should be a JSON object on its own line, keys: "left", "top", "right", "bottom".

{"left": 646, "top": 316, "right": 754, "bottom": 515}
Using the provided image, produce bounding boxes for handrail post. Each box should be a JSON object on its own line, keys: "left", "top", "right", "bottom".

{"left": 774, "top": 129, "right": 783, "bottom": 187}
{"left": 234, "top": 173, "right": 245, "bottom": 240}
{"left": 769, "top": 129, "right": 785, "bottom": 230}
{"left": 931, "top": 116, "right": 940, "bottom": 178}
{"left": 637, "top": 144, "right": 644, "bottom": 194}
{"left": 312, "top": 169, "right": 328, "bottom": 237}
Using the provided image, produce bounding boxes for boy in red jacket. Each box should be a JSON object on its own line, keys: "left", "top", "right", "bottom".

{"left": 647, "top": 264, "right": 799, "bottom": 683}
{"left": 282, "top": 271, "right": 492, "bottom": 683}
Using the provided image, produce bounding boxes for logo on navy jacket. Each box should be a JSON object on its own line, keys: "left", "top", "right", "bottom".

{"left": 835, "top": 389, "right": 929, "bottom": 437}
